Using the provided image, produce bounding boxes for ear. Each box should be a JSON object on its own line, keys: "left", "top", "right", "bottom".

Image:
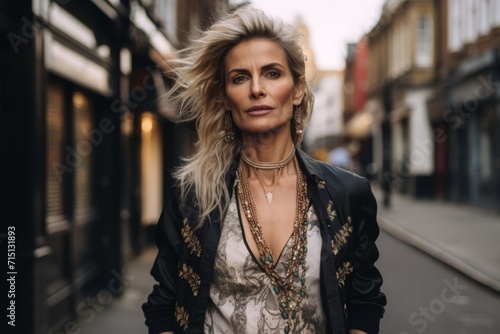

{"left": 223, "top": 95, "right": 231, "bottom": 111}
{"left": 292, "top": 76, "right": 305, "bottom": 105}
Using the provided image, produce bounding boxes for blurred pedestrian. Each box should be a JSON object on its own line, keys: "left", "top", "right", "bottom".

{"left": 328, "top": 145, "right": 352, "bottom": 170}
{"left": 142, "top": 6, "right": 386, "bottom": 334}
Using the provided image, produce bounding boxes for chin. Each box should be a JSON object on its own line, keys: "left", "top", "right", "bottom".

{"left": 241, "top": 124, "right": 289, "bottom": 139}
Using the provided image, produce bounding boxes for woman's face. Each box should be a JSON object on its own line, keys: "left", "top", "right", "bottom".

{"left": 223, "top": 38, "right": 304, "bottom": 138}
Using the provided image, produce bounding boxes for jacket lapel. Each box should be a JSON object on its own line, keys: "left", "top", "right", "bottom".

{"left": 296, "top": 149, "right": 347, "bottom": 333}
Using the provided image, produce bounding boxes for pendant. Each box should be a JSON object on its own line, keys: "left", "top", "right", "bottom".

{"left": 265, "top": 192, "right": 273, "bottom": 205}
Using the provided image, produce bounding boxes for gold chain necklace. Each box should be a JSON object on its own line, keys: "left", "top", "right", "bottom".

{"left": 238, "top": 157, "right": 309, "bottom": 334}
{"left": 253, "top": 166, "right": 282, "bottom": 205}
{"left": 241, "top": 146, "right": 295, "bottom": 170}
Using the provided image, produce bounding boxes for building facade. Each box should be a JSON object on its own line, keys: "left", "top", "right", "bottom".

{"left": 0, "top": 1, "right": 229, "bottom": 333}
{"left": 366, "top": 0, "right": 439, "bottom": 198}
{"left": 364, "top": 0, "right": 500, "bottom": 209}
{"left": 343, "top": 38, "right": 374, "bottom": 178}
{"left": 435, "top": 0, "right": 500, "bottom": 208}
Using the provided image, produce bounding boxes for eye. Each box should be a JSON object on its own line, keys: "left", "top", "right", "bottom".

{"left": 266, "top": 70, "right": 281, "bottom": 79}
{"left": 232, "top": 75, "right": 247, "bottom": 84}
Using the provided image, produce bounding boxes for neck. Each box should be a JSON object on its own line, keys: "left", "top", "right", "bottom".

{"left": 241, "top": 131, "right": 295, "bottom": 164}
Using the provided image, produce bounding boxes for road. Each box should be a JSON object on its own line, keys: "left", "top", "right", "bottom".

{"left": 377, "top": 231, "right": 500, "bottom": 334}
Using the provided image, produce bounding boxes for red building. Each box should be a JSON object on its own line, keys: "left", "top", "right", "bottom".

{"left": 343, "top": 37, "right": 373, "bottom": 177}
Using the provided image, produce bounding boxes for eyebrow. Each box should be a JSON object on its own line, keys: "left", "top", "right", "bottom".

{"left": 227, "top": 62, "right": 285, "bottom": 76}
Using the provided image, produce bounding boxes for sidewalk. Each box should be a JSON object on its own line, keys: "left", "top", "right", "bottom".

{"left": 372, "top": 184, "right": 500, "bottom": 293}
{"left": 81, "top": 247, "right": 157, "bottom": 334}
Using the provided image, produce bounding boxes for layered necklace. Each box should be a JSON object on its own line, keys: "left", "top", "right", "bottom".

{"left": 241, "top": 146, "right": 295, "bottom": 205}
{"left": 237, "top": 155, "right": 309, "bottom": 334}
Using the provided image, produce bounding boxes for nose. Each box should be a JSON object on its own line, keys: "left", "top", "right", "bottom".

{"left": 249, "top": 79, "right": 265, "bottom": 99}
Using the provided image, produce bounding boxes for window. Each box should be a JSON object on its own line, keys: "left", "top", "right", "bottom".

{"left": 72, "top": 92, "right": 93, "bottom": 217}
{"left": 495, "top": 0, "right": 500, "bottom": 27}
{"left": 45, "top": 80, "right": 96, "bottom": 226}
{"left": 415, "top": 16, "right": 432, "bottom": 67}
{"left": 466, "top": 0, "right": 478, "bottom": 42}
{"left": 140, "top": 113, "right": 163, "bottom": 225}
{"left": 479, "top": 0, "right": 490, "bottom": 34}
{"left": 448, "top": 0, "right": 461, "bottom": 51}
{"left": 46, "top": 83, "right": 65, "bottom": 222}
{"left": 461, "top": 0, "right": 468, "bottom": 41}
{"left": 402, "top": 21, "right": 410, "bottom": 70}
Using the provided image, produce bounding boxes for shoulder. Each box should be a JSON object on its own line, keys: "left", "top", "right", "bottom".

{"left": 319, "top": 162, "right": 368, "bottom": 194}
{"left": 298, "top": 150, "right": 370, "bottom": 199}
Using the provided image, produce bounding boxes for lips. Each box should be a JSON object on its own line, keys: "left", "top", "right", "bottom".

{"left": 245, "top": 105, "right": 273, "bottom": 114}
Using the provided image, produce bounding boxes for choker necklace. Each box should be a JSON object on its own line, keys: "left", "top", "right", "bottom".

{"left": 237, "top": 157, "right": 309, "bottom": 334}
{"left": 241, "top": 146, "right": 296, "bottom": 170}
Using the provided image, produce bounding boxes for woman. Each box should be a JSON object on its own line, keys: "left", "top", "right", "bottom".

{"left": 142, "top": 6, "right": 386, "bottom": 334}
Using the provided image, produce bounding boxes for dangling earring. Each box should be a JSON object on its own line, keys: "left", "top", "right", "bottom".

{"left": 224, "top": 112, "right": 235, "bottom": 142}
{"left": 294, "top": 106, "right": 303, "bottom": 135}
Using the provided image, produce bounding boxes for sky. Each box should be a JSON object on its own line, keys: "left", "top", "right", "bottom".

{"left": 249, "top": 0, "right": 387, "bottom": 71}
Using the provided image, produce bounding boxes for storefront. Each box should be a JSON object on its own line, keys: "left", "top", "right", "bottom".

{"left": 446, "top": 51, "right": 500, "bottom": 209}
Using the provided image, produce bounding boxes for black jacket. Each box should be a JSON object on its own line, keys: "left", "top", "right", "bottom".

{"left": 142, "top": 149, "right": 386, "bottom": 334}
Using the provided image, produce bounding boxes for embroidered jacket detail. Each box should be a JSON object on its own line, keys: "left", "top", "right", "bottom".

{"left": 182, "top": 218, "right": 202, "bottom": 257}
{"left": 176, "top": 303, "right": 189, "bottom": 332}
{"left": 336, "top": 262, "right": 353, "bottom": 287}
{"left": 326, "top": 200, "right": 337, "bottom": 223}
{"left": 332, "top": 216, "right": 353, "bottom": 255}
{"left": 179, "top": 263, "right": 201, "bottom": 296}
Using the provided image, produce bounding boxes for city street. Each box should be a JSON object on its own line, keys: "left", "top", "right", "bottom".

{"left": 4, "top": 1, "right": 500, "bottom": 332}
{"left": 377, "top": 231, "right": 500, "bottom": 334}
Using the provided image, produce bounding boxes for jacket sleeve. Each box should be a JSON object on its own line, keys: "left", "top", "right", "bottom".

{"left": 347, "top": 178, "right": 387, "bottom": 333}
{"left": 142, "top": 193, "right": 182, "bottom": 334}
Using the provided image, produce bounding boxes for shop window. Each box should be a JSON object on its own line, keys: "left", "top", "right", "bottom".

{"left": 72, "top": 92, "right": 93, "bottom": 217}
{"left": 46, "top": 83, "right": 66, "bottom": 222}
{"left": 46, "top": 80, "right": 95, "bottom": 226}
{"left": 140, "top": 112, "right": 163, "bottom": 226}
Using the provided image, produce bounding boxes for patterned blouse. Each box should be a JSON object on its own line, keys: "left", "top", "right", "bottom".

{"left": 204, "top": 192, "right": 327, "bottom": 334}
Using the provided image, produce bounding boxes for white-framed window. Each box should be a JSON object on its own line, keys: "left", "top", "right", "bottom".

{"left": 388, "top": 26, "right": 393, "bottom": 77}
{"left": 479, "top": 0, "right": 490, "bottom": 35}
{"left": 402, "top": 20, "right": 410, "bottom": 70}
{"left": 448, "top": 0, "right": 462, "bottom": 51}
{"left": 415, "top": 16, "right": 432, "bottom": 67}
{"left": 461, "top": 0, "right": 468, "bottom": 40}
{"left": 489, "top": 0, "right": 496, "bottom": 27}
{"left": 495, "top": 0, "right": 500, "bottom": 27}
{"left": 391, "top": 26, "right": 398, "bottom": 75}
{"left": 466, "top": 0, "right": 478, "bottom": 42}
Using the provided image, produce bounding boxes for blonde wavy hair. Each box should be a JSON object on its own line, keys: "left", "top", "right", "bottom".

{"left": 167, "top": 6, "right": 314, "bottom": 225}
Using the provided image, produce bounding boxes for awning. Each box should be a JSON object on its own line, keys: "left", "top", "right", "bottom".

{"left": 344, "top": 111, "right": 373, "bottom": 139}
